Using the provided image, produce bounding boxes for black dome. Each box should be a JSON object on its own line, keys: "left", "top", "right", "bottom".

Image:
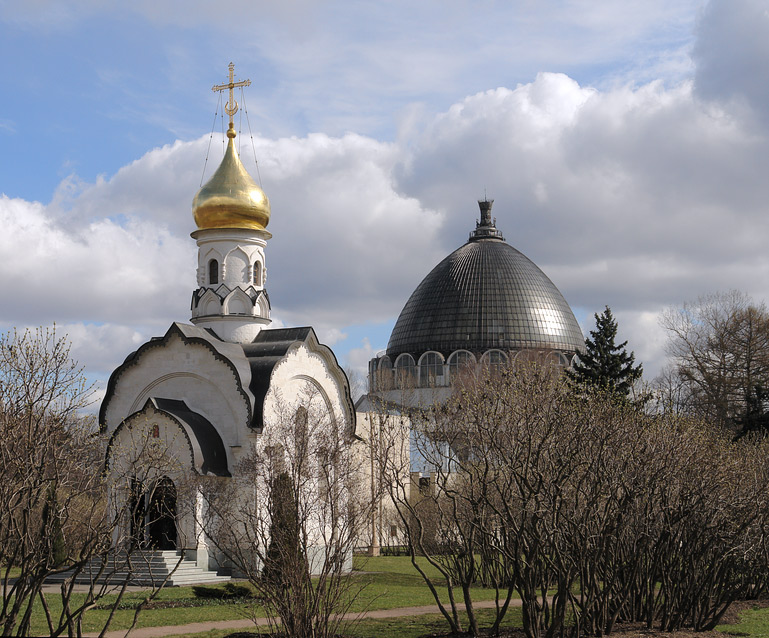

{"left": 386, "top": 201, "right": 583, "bottom": 359}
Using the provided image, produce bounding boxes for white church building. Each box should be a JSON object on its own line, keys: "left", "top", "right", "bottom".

{"left": 99, "top": 71, "right": 355, "bottom": 576}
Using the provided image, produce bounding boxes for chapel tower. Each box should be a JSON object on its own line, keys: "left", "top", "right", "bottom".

{"left": 189, "top": 64, "right": 272, "bottom": 343}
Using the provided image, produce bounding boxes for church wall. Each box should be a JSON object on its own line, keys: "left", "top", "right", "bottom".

{"left": 194, "top": 230, "right": 267, "bottom": 292}
{"left": 256, "top": 341, "right": 356, "bottom": 568}
{"left": 102, "top": 333, "right": 253, "bottom": 470}
{"left": 352, "top": 409, "right": 412, "bottom": 554}
{"left": 263, "top": 342, "right": 350, "bottom": 435}
{"left": 108, "top": 411, "right": 201, "bottom": 555}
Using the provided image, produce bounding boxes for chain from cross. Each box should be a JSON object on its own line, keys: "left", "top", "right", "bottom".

{"left": 212, "top": 62, "right": 251, "bottom": 125}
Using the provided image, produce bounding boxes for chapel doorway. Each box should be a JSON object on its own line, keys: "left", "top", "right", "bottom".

{"left": 147, "top": 477, "right": 177, "bottom": 550}
{"left": 129, "top": 477, "right": 178, "bottom": 550}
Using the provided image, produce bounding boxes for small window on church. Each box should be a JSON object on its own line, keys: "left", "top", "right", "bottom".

{"left": 295, "top": 406, "right": 309, "bottom": 453}
{"left": 253, "top": 262, "right": 261, "bottom": 286}
{"left": 208, "top": 259, "right": 219, "bottom": 285}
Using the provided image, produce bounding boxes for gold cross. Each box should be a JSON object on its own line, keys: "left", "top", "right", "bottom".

{"left": 212, "top": 62, "right": 251, "bottom": 126}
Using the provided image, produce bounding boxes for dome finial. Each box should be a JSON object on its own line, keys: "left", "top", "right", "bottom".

{"left": 212, "top": 62, "right": 251, "bottom": 133}
{"left": 470, "top": 197, "right": 504, "bottom": 241}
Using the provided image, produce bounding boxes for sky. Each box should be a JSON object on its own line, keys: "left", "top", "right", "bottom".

{"left": 2, "top": 0, "right": 769, "bottom": 403}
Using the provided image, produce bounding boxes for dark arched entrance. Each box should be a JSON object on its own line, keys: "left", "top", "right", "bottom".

{"left": 147, "top": 477, "right": 177, "bottom": 550}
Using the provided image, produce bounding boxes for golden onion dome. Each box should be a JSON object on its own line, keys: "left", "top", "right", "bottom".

{"left": 192, "top": 125, "right": 270, "bottom": 231}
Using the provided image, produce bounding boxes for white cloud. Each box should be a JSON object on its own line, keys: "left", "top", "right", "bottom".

{"left": 694, "top": 0, "right": 769, "bottom": 123}
{"left": 4, "top": 0, "right": 769, "bottom": 387}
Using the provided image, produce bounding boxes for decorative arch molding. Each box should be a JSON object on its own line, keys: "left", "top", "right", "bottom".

{"left": 417, "top": 351, "right": 445, "bottom": 366}
{"left": 106, "top": 402, "right": 196, "bottom": 477}
{"left": 447, "top": 349, "right": 476, "bottom": 366}
{"left": 256, "top": 294, "right": 269, "bottom": 317}
{"left": 99, "top": 323, "right": 253, "bottom": 434}
{"left": 480, "top": 349, "right": 508, "bottom": 366}
{"left": 224, "top": 247, "right": 250, "bottom": 285}
{"left": 223, "top": 287, "right": 254, "bottom": 315}
{"left": 106, "top": 398, "right": 231, "bottom": 478}
{"left": 198, "top": 288, "right": 222, "bottom": 316}
{"left": 290, "top": 374, "right": 333, "bottom": 413}
{"left": 201, "top": 247, "right": 223, "bottom": 263}
{"left": 130, "top": 371, "right": 217, "bottom": 416}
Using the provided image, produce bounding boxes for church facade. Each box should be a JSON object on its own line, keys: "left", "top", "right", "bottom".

{"left": 99, "top": 93, "right": 355, "bottom": 574}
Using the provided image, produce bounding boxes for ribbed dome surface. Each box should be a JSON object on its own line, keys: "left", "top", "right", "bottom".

{"left": 386, "top": 207, "right": 583, "bottom": 359}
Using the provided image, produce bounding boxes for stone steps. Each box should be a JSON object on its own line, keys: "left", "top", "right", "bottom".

{"left": 47, "top": 550, "right": 231, "bottom": 587}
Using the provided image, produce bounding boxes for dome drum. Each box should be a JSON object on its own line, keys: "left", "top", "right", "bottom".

{"left": 369, "top": 346, "right": 577, "bottom": 392}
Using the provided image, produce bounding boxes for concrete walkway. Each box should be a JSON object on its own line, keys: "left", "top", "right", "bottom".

{"left": 89, "top": 598, "right": 517, "bottom": 638}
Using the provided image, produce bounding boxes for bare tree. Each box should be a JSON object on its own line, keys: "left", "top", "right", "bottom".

{"left": 659, "top": 290, "right": 769, "bottom": 431}
{"left": 0, "top": 327, "right": 187, "bottom": 638}
{"left": 197, "top": 385, "right": 367, "bottom": 638}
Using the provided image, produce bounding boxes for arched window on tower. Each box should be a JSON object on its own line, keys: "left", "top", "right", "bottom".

{"left": 208, "top": 259, "right": 219, "bottom": 285}
{"left": 253, "top": 262, "right": 262, "bottom": 286}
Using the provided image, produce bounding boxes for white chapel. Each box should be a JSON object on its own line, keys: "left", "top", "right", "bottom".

{"left": 98, "top": 66, "right": 355, "bottom": 576}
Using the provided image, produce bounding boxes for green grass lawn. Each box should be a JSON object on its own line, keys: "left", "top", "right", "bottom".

{"left": 17, "top": 554, "right": 516, "bottom": 636}
{"left": 718, "top": 605, "right": 769, "bottom": 638}
{"left": 158, "top": 607, "right": 525, "bottom": 638}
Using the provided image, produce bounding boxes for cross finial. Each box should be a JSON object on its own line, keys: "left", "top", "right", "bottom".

{"left": 212, "top": 62, "right": 251, "bottom": 130}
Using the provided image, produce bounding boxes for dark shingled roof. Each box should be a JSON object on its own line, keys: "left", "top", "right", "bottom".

{"left": 150, "top": 398, "right": 231, "bottom": 477}
{"left": 386, "top": 201, "right": 584, "bottom": 360}
{"left": 241, "top": 327, "right": 315, "bottom": 430}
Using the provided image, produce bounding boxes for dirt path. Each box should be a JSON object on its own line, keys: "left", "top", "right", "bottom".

{"left": 88, "top": 598, "right": 516, "bottom": 638}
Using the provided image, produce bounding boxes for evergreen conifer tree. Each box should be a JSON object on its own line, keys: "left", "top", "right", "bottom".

{"left": 261, "top": 472, "right": 306, "bottom": 589}
{"left": 567, "top": 306, "right": 643, "bottom": 398}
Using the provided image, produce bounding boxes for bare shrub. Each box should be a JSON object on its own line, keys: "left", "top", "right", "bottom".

{"left": 377, "top": 357, "right": 769, "bottom": 638}
{"left": 197, "top": 386, "right": 366, "bottom": 638}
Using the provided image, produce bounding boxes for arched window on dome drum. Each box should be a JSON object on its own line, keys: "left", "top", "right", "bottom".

{"left": 546, "top": 351, "right": 570, "bottom": 368}
{"left": 481, "top": 349, "right": 507, "bottom": 372}
{"left": 253, "top": 262, "right": 262, "bottom": 286}
{"left": 208, "top": 259, "right": 219, "bottom": 285}
{"left": 394, "top": 354, "right": 417, "bottom": 388}
{"left": 448, "top": 350, "right": 475, "bottom": 383}
{"left": 419, "top": 352, "right": 445, "bottom": 388}
{"left": 376, "top": 356, "right": 393, "bottom": 391}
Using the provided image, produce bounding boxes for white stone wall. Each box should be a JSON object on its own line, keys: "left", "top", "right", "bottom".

{"left": 190, "top": 227, "right": 272, "bottom": 343}
{"left": 102, "top": 331, "right": 254, "bottom": 469}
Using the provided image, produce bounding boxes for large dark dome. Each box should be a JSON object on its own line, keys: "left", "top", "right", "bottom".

{"left": 386, "top": 201, "right": 583, "bottom": 359}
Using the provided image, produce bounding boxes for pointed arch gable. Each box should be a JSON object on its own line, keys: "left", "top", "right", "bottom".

{"left": 99, "top": 322, "right": 254, "bottom": 434}
{"left": 223, "top": 287, "right": 254, "bottom": 315}
{"left": 198, "top": 288, "right": 222, "bottom": 316}
{"left": 241, "top": 327, "right": 356, "bottom": 436}
{"left": 256, "top": 293, "right": 270, "bottom": 317}
{"left": 106, "top": 398, "right": 230, "bottom": 477}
